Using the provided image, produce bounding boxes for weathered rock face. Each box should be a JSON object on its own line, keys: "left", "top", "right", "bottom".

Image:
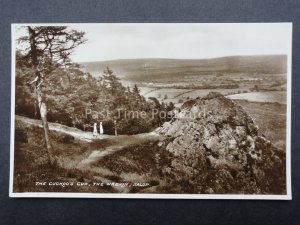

{"left": 158, "top": 92, "right": 286, "bottom": 194}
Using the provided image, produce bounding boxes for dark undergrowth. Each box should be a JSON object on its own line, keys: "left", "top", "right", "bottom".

{"left": 13, "top": 120, "right": 115, "bottom": 193}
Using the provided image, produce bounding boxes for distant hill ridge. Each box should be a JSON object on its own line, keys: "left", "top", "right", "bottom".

{"left": 80, "top": 55, "right": 287, "bottom": 82}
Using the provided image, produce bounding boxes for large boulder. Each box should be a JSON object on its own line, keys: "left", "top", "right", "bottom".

{"left": 157, "top": 92, "right": 286, "bottom": 194}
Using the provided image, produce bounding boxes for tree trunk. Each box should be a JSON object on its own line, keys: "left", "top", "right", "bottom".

{"left": 28, "top": 26, "right": 54, "bottom": 165}
{"left": 114, "top": 120, "right": 118, "bottom": 136}
{"left": 34, "top": 100, "right": 38, "bottom": 118}
{"left": 36, "top": 87, "right": 54, "bottom": 165}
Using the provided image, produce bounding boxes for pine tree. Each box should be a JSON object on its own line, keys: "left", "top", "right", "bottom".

{"left": 18, "top": 26, "right": 86, "bottom": 165}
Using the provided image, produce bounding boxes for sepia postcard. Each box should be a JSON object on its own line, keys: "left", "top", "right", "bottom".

{"left": 10, "top": 23, "right": 292, "bottom": 199}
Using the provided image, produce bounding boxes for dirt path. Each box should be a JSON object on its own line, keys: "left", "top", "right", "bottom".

{"left": 17, "top": 115, "right": 115, "bottom": 142}
{"left": 174, "top": 89, "right": 196, "bottom": 98}
{"left": 77, "top": 131, "right": 163, "bottom": 168}
{"left": 16, "top": 115, "right": 163, "bottom": 168}
{"left": 77, "top": 147, "right": 122, "bottom": 168}
{"left": 143, "top": 87, "right": 162, "bottom": 96}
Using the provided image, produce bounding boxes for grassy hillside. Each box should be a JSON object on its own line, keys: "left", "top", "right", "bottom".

{"left": 233, "top": 100, "right": 286, "bottom": 150}
{"left": 13, "top": 118, "right": 164, "bottom": 193}
{"left": 80, "top": 55, "right": 287, "bottom": 82}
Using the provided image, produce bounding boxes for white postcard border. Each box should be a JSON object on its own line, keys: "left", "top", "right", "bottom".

{"left": 9, "top": 23, "right": 293, "bottom": 200}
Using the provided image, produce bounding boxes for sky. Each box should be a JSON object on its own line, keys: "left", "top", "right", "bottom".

{"left": 15, "top": 23, "right": 292, "bottom": 62}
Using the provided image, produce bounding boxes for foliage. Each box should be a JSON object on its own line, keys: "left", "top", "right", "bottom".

{"left": 16, "top": 53, "right": 173, "bottom": 134}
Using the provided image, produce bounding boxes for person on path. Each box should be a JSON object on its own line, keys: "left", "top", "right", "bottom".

{"left": 99, "top": 122, "right": 104, "bottom": 136}
{"left": 93, "top": 123, "right": 98, "bottom": 137}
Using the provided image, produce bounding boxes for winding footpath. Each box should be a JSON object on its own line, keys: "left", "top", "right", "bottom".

{"left": 16, "top": 115, "right": 163, "bottom": 168}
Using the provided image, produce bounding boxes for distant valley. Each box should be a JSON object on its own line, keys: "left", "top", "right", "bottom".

{"left": 79, "top": 55, "right": 287, "bottom": 106}
{"left": 80, "top": 55, "right": 287, "bottom": 83}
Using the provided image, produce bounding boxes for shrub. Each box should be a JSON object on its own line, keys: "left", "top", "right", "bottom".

{"left": 15, "top": 128, "right": 28, "bottom": 143}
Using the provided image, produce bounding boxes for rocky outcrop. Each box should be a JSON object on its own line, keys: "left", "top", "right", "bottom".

{"left": 157, "top": 92, "right": 286, "bottom": 194}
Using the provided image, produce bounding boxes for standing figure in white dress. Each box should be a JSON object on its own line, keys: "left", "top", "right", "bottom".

{"left": 99, "top": 122, "right": 104, "bottom": 136}
{"left": 114, "top": 119, "right": 118, "bottom": 136}
{"left": 93, "top": 123, "right": 98, "bottom": 137}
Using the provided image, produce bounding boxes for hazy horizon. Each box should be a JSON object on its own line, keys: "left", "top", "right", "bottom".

{"left": 75, "top": 53, "right": 287, "bottom": 63}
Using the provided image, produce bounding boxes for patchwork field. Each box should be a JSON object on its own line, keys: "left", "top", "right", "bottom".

{"left": 228, "top": 91, "right": 287, "bottom": 104}
{"left": 139, "top": 86, "right": 286, "bottom": 106}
